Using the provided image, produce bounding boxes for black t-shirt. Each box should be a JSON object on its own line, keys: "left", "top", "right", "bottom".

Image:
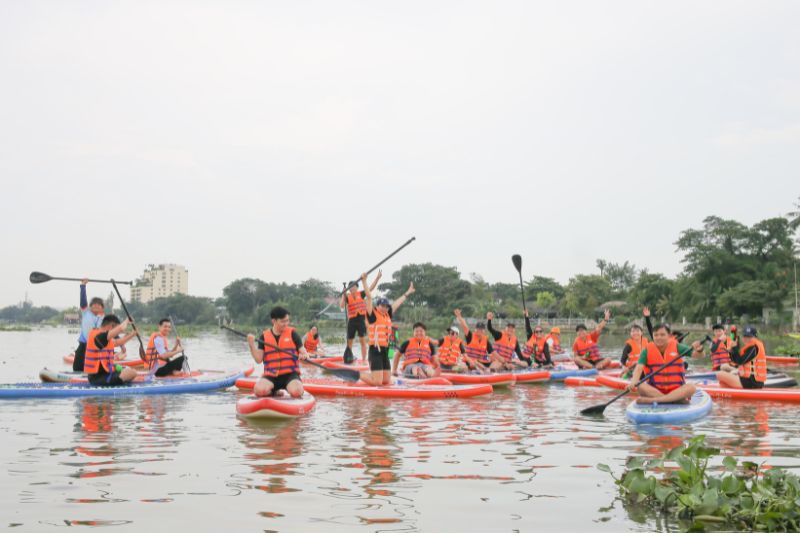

{"left": 398, "top": 339, "right": 437, "bottom": 355}
{"left": 93, "top": 331, "right": 111, "bottom": 349}
{"left": 367, "top": 307, "right": 393, "bottom": 324}
{"left": 257, "top": 329, "right": 303, "bottom": 351}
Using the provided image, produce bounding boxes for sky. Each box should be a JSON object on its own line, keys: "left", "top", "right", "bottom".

{"left": 1, "top": 1, "right": 798, "bottom": 309}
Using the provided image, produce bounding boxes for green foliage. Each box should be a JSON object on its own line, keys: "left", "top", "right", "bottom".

{"left": 221, "top": 277, "right": 335, "bottom": 325}
{"left": 773, "top": 341, "right": 800, "bottom": 357}
{"left": 599, "top": 435, "right": 800, "bottom": 531}
{"left": 379, "top": 263, "right": 472, "bottom": 318}
{"left": 0, "top": 302, "right": 60, "bottom": 323}
{"left": 525, "top": 276, "right": 565, "bottom": 300}
{"left": 127, "top": 294, "right": 218, "bottom": 324}
{"left": 535, "top": 291, "right": 557, "bottom": 310}
{"left": 562, "top": 275, "right": 612, "bottom": 316}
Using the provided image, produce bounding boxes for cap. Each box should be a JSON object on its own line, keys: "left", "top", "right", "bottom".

{"left": 449, "top": 326, "right": 460, "bottom": 334}
{"left": 375, "top": 297, "right": 391, "bottom": 307}
{"left": 550, "top": 327, "right": 560, "bottom": 334}
{"left": 743, "top": 326, "right": 757, "bottom": 337}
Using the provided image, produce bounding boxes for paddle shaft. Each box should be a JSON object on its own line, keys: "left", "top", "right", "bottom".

{"left": 30, "top": 273, "right": 132, "bottom": 285}
{"left": 110, "top": 280, "right": 148, "bottom": 364}
{"left": 168, "top": 314, "right": 187, "bottom": 361}
{"left": 339, "top": 236, "right": 416, "bottom": 296}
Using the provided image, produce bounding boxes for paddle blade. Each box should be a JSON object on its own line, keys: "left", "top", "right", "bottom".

{"left": 29, "top": 271, "right": 52, "bottom": 284}
{"left": 580, "top": 404, "right": 608, "bottom": 416}
{"left": 511, "top": 254, "right": 523, "bottom": 273}
{"left": 343, "top": 346, "right": 354, "bottom": 365}
{"left": 328, "top": 368, "right": 361, "bottom": 382}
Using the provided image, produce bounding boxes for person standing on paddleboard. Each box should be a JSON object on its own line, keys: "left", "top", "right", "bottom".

{"left": 85, "top": 315, "right": 139, "bottom": 386}
{"left": 339, "top": 271, "right": 382, "bottom": 363}
{"left": 486, "top": 312, "right": 529, "bottom": 370}
{"left": 361, "top": 272, "right": 414, "bottom": 386}
{"left": 715, "top": 326, "right": 768, "bottom": 390}
{"left": 247, "top": 306, "right": 310, "bottom": 398}
{"left": 454, "top": 309, "right": 491, "bottom": 373}
{"left": 573, "top": 309, "right": 614, "bottom": 370}
{"left": 523, "top": 310, "right": 553, "bottom": 368}
{"left": 626, "top": 323, "right": 702, "bottom": 404}
{"left": 73, "top": 278, "right": 106, "bottom": 371}
{"left": 144, "top": 318, "right": 186, "bottom": 376}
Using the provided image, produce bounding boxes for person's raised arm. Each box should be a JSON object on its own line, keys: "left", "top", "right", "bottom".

{"left": 643, "top": 307, "right": 654, "bottom": 340}
{"left": 369, "top": 270, "right": 382, "bottom": 292}
{"left": 391, "top": 282, "right": 414, "bottom": 313}
{"left": 361, "top": 273, "right": 374, "bottom": 315}
{"left": 524, "top": 309, "right": 532, "bottom": 339}
{"left": 486, "top": 312, "right": 501, "bottom": 341}
{"left": 80, "top": 279, "right": 88, "bottom": 310}
{"left": 596, "top": 309, "right": 611, "bottom": 334}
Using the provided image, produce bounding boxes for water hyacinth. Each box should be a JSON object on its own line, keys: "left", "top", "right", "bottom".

{"left": 598, "top": 435, "right": 800, "bottom": 532}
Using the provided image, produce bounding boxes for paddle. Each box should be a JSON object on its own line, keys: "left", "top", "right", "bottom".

{"left": 168, "top": 314, "right": 189, "bottom": 372}
{"left": 342, "top": 282, "right": 355, "bottom": 365}
{"left": 220, "top": 325, "right": 361, "bottom": 382}
{"left": 511, "top": 254, "right": 528, "bottom": 314}
{"left": 29, "top": 271, "right": 133, "bottom": 285}
{"left": 315, "top": 236, "right": 417, "bottom": 318}
{"left": 581, "top": 337, "right": 708, "bottom": 416}
{"left": 110, "top": 279, "right": 148, "bottom": 365}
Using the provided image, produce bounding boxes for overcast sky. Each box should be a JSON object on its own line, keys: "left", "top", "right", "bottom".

{"left": 1, "top": 1, "right": 798, "bottom": 308}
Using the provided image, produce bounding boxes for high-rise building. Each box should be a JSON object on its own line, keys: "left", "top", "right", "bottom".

{"left": 130, "top": 264, "right": 189, "bottom": 303}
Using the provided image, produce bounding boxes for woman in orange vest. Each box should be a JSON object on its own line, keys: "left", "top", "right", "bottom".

{"left": 435, "top": 326, "right": 467, "bottom": 372}
{"left": 523, "top": 310, "right": 552, "bottom": 367}
{"left": 626, "top": 323, "right": 701, "bottom": 404}
{"left": 572, "top": 309, "right": 613, "bottom": 370}
{"left": 454, "top": 309, "right": 491, "bottom": 373}
{"left": 620, "top": 324, "right": 646, "bottom": 376}
{"left": 144, "top": 318, "right": 186, "bottom": 376}
{"left": 302, "top": 325, "right": 324, "bottom": 357}
{"left": 706, "top": 324, "right": 734, "bottom": 371}
{"left": 85, "top": 315, "right": 139, "bottom": 386}
{"left": 392, "top": 322, "right": 439, "bottom": 378}
{"left": 545, "top": 327, "right": 563, "bottom": 355}
{"left": 361, "top": 272, "right": 414, "bottom": 386}
{"left": 486, "top": 312, "right": 528, "bottom": 370}
{"left": 247, "top": 306, "right": 310, "bottom": 398}
{"left": 339, "top": 271, "right": 382, "bottom": 363}
{"left": 716, "top": 326, "right": 768, "bottom": 389}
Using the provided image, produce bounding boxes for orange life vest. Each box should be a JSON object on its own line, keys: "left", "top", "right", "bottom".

{"left": 573, "top": 331, "right": 601, "bottom": 362}
{"left": 624, "top": 337, "right": 645, "bottom": 369}
{"left": 493, "top": 332, "right": 517, "bottom": 362}
{"left": 144, "top": 332, "right": 169, "bottom": 367}
{"left": 710, "top": 336, "right": 732, "bottom": 370}
{"left": 545, "top": 334, "right": 562, "bottom": 353}
{"left": 304, "top": 331, "right": 320, "bottom": 353}
{"left": 346, "top": 292, "right": 367, "bottom": 319}
{"left": 262, "top": 327, "right": 299, "bottom": 377}
{"left": 84, "top": 328, "right": 116, "bottom": 374}
{"left": 465, "top": 330, "right": 490, "bottom": 363}
{"left": 369, "top": 309, "right": 391, "bottom": 347}
{"left": 438, "top": 335, "right": 463, "bottom": 366}
{"left": 523, "top": 334, "right": 548, "bottom": 363}
{"left": 738, "top": 338, "right": 767, "bottom": 383}
{"left": 643, "top": 338, "right": 685, "bottom": 393}
{"left": 402, "top": 337, "right": 433, "bottom": 366}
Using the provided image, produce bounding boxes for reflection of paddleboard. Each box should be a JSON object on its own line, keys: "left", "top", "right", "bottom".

{"left": 626, "top": 390, "right": 713, "bottom": 424}
{"left": 236, "top": 393, "right": 316, "bottom": 419}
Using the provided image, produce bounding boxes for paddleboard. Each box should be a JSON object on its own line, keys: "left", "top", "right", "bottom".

{"left": 236, "top": 393, "right": 316, "bottom": 419}
{"left": 626, "top": 390, "right": 713, "bottom": 424}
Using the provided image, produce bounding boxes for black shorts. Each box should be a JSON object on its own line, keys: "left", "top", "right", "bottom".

{"left": 740, "top": 375, "right": 765, "bottom": 389}
{"left": 88, "top": 368, "right": 126, "bottom": 387}
{"left": 368, "top": 346, "right": 391, "bottom": 371}
{"left": 478, "top": 360, "right": 491, "bottom": 368}
{"left": 440, "top": 364, "right": 455, "bottom": 371}
{"left": 155, "top": 356, "right": 186, "bottom": 377}
{"left": 347, "top": 317, "right": 367, "bottom": 340}
{"left": 73, "top": 342, "right": 87, "bottom": 371}
{"left": 264, "top": 372, "right": 301, "bottom": 392}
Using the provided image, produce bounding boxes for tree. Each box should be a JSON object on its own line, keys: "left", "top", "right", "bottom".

{"left": 535, "top": 291, "right": 557, "bottom": 310}
{"left": 0, "top": 302, "right": 60, "bottom": 323}
{"left": 596, "top": 259, "right": 608, "bottom": 277}
{"left": 379, "top": 263, "right": 471, "bottom": 318}
{"left": 627, "top": 271, "right": 674, "bottom": 312}
{"left": 562, "top": 275, "right": 612, "bottom": 316}
{"left": 525, "top": 276, "right": 565, "bottom": 300}
{"left": 604, "top": 260, "right": 638, "bottom": 295}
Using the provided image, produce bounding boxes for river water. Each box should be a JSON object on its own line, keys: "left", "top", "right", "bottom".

{"left": 1, "top": 327, "right": 798, "bottom": 532}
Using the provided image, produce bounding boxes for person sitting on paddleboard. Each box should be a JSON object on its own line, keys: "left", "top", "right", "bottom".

{"left": 703, "top": 323, "right": 735, "bottom": 371}
{"left": 302, "top": 325, "right": 324, "bottom": 357}
{"left": 620, "top": 323, "right": 646, "bottom": 377}
{"left": 144, "top": 318, "right": 186, "bottom": 376}
{"left": 523, "top": 310, "right": 553, "bottom": 368}
{"left": 715, "top": 326, "right": 768, "bottom": 390}
{"left": 573, "top": 309, "right": 613, "bottom": 370}
{"left": 362, "top": 272, "right": 414, "bottom": 386}
{"left": 545, "top": 327, "right": 563, "bottom": 355}
{"left": 626, "top": 323, "right": 702, "bottom": 404}
{"left": 339, "top": 271, "right": 382, "bottom": 363}
{"left": 247, "top": 306, "right": 310, "bottom": 398}
{"left": 486, "top": 312, "right": 529, "bottom": 370}
{"left": 435, "top": 326, "right": 468, "bottom": 372}
{"left": 73, "top": 278, "right": 107, "bottom": 372}
{"left": 454, "top": 309, "right": 491, "bottom": 373}
{"left": 392, "top": 322, "right": 439, "bottom": 379}
{"left": 85, "top": 315, "right": 139, "bottom": 386}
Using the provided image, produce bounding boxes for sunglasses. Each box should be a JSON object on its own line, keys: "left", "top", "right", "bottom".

{"left": 534, "top": 329, "right": 543, "bottom": 333}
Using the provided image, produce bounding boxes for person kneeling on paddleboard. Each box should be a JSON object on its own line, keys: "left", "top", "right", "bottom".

{"left": 487, "top": 312, "right": 529, "bottom": 370}
{"left": 715, "top": 326, "right": 767, "bottom": 390}
{"left": 392, "top": 322, "right": 438, "bottom": 379}
{"left": 361, "top": 272, "right": 414, "bottom": 386}
{"left": 454, "top": 309, "right": 491, "bottom": 373}
{"left": 247, "top": 306, "right": 310, "bottom": 398}
{"left": 144, "top": 318, "right": 186, "bottom": 376}
{"left": 523, "top": 310, "right": 553, "bottom": 368}
{"left": 573, "top": 309, "right": 614, "bottom": 370}
{"left": 626, "top": 323, "right": 702, "bottom": 404}
{"left": 85, "top": 315, "right": 140, "bottom": 386}
{"left": 302, "top": 325, "right": 324, "bottom": 357}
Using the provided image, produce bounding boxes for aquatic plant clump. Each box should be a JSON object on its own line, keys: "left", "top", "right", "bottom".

{"left": 598, "top": 435, "right": 800, "bottom": 531}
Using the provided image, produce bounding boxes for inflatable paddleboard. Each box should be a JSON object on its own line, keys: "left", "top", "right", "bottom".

{"left": 626, "top": 390, "right": 713, "bottom": 424}
{"left": 236, "top": 393, "right": 316, "bottom": 418}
